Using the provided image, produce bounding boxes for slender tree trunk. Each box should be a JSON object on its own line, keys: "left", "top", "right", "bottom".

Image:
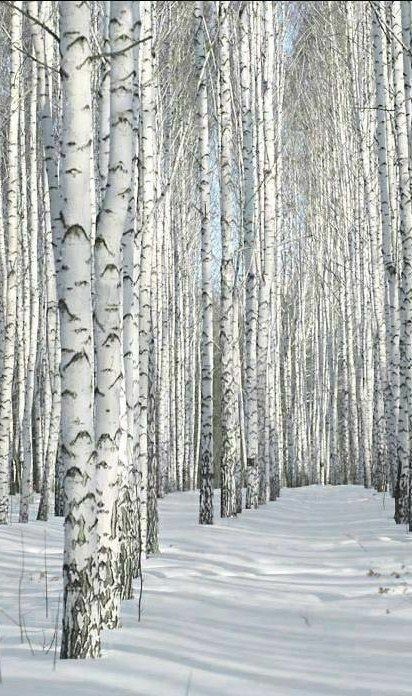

{"left": 139, "top": 0, "right": 156, "bottom": 553}
{"left": 219, "top": 0, "right": 238, "bottom": 518}
{"left": 240, "top": 2, "right": 259, "bottom": 510}
{"left": 391, "top": 2, "right": 412, "bottom": 524}
{"left": 195, "top": 0, "right": 214, "bottom": 525}
{"left": 94, "top": 0, "right": 134, "bottom": 627}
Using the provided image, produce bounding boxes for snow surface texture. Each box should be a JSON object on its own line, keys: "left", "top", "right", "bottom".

{"left": 0, "top": 486, "right": 412, "bottom": 695}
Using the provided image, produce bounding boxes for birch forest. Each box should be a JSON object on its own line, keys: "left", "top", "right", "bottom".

{"left": 1, "top": 0, "right": 412, "bottom": 693}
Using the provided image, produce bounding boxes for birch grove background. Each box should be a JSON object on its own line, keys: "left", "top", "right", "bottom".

{"left": 1, "top": 0, "right": 412, "bottom": 675}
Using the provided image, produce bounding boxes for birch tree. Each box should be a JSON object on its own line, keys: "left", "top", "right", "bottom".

{"left": 94, "top": 0, "right": 134, "bottom": 628}
{"left": 0, "top": 1, "right": 22, "bottom": 524}
{"left": 59, "top": 0, "right": 100, "bottom": 659}
{"left": 219, "top": 0, "right": 238, "bottom": 518}
{"left": 195, "top": 0, "right": 214, "bottom": 525}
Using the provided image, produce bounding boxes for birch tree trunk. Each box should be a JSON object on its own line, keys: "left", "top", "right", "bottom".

{"left": 219, "top": 0, "right": 238, "bottom": 518}
{"left": 121, "top": 0, "right": 141, "bottom": 591}
{"left": 37, "top": 162, "right": 61, "bottom": 521}
{"left": 240, "top": 2, "right": 259, "bottom": 510}
{"left": 139, "top": 0, "right": 156, "bottom": 552}
{"left": 257, "top": 1, "right": 276, "bottom": 504}
{"left": 94, "top": 0, "right": 134, "bottom": 627}
{"left": 195, "top": 0, "right": 214, "bottom": 525}
{"left": 59, "top": 0, "right": 100, "bottom": 659}
{"left": 391, "top": 2, "right": 412, "bottom": 525}
{"left": 0, "top": 1, "right": 22, "bottom": 524}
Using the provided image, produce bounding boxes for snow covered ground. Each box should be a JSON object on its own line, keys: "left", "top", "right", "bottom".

{"left": 1, "top": 485, "right": 412, "bottom": 695}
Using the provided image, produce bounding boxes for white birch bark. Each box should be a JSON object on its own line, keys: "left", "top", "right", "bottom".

{"left": 38, "top": 160, "right": 61, "bottom": 521}
{"left": 0, "top": 1, "right": 22, "bottom": 524}
{"left": 139, "top": 0, "right": 156, "bottom": 552}
{"left": 391, "top": 2, "right": 412, "bottom": 524}
{"left": 59, "top": 0, "right": 100, "bottom": 659}
{"left": 240, "top": 2, "right": 259, "bottom": 510}
{"left": 16, "top": 71, "right": 29, "bottom": 515}
{"left": 32, "top": 1, "right": 61, "bottom": 271}
{"left": 257, "top": 1, "right": 276, "bottom": 504}
{"left": 195, "top": 0, "right": 214, "bottom": 525}
{"left": 20, "top": 49, "right": 40, "bottom": 522}
{"left": 372, "top": 2, "right": 400, "bottom": 494}
{"left": 219, "top": 0, "right": 238, "bottom": 518}
{"left": 121, "top": 0, "right": 141, "bottom": 590}
{"left": 94, "top": 0, "right": 134, "bottom": 627}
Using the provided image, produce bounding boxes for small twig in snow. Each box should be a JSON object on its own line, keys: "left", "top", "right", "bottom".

{"left": 185, "top": 670, "right": 193, "bottom": 695}
{"left": 53, "top": 594, "right": 61, "bottom": 670}
{"left": 18, "top": 531, "right": 25, "bottom": 644}
{"left": 0, "top": 608, "right": 19, "bottom": 627}
{"left": 21, "top": 617, "right": 35, "bottom": 656}
{"left": 345, "top": 533, "right": 367, "bottom": 551}
{"left": 300, "top": 614, "right": 311, "bottom": 627}
{"left": 44, "top": 529, "right": 49, "bottom": 619}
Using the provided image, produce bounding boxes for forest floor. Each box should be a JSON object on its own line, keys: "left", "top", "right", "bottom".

{"left": 0, "top": 486, "right": 412, "bottom": 695}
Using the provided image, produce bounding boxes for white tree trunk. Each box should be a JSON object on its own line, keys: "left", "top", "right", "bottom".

{"left": 0, "top": 1, "right": 22, "bottom": 524}
{"left": 219, "top": 0, "right": 238, "bottom": 518}
{"left": 59, "top": 0, "right": 100, "bottom": 659}
{"left": 391, "top": 2, "right": 412, "bottom": 524}
{"left": 94, "top": 0, "right": 134, "bottom": 627}
{"left": 139, "top": 0, "right": 156, "bottom": 553}
{"left": 195, "top": 0, "right": 214, "bottom": 525}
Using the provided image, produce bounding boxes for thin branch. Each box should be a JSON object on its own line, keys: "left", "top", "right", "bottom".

{"left": 5, "top": 38, "right": 60, "bottom": 74}
{"left": 90, "top": 34, "right": 152, "bottom": 60}
{"left": 3, "top": 1, "right": 60, "bottom": 43}
{"left": 369, "top": 0, "right": 412, "bottom": 57}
